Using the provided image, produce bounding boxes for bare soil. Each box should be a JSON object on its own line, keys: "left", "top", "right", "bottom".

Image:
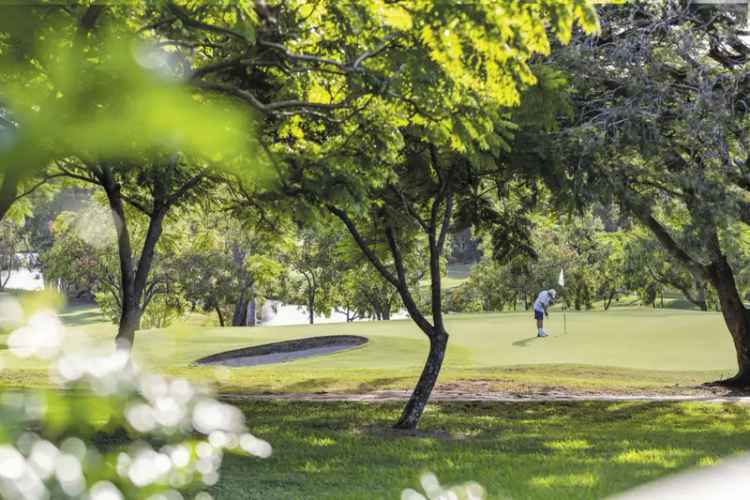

{"left": 221, "top": 379, "right": 750, "bottom": 403}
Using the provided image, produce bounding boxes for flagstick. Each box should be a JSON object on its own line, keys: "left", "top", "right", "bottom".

{"left": 558, "top": 268, "right": 567, "bottom": 335}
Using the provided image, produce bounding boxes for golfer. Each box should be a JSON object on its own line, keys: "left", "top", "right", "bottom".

{"left": 533, "top": 288, "right": 556, "bottom": 337}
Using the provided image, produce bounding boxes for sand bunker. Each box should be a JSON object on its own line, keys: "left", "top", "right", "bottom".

{"left": 194, "top": 335, "right": 368, "bottom": 367}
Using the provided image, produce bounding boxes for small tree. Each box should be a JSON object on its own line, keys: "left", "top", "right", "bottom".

{"left": 0, "top": 219, "right": 22, "bottom": 290}
{"left": 282, "top": 222, "right": 343, "bottom": 325}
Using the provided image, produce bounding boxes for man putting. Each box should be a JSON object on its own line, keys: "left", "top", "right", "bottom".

{"left": 533, "top": 288, "right": 556, "bottom": 337}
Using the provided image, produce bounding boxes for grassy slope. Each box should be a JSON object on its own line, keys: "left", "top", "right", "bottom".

{"left": 214, "top": 400, "right": 750, "bottom": 499}
{"left": 0, "top": 304, "right": 737, "bottom": 393}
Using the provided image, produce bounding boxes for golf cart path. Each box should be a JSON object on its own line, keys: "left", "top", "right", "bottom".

{"left": 221, "top": 384, "right": 750, "bottom": 403}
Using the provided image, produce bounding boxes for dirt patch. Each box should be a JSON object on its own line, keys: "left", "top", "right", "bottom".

{"left": 220, "top": 379, "right": 750, "bottom": 403}
{"left": 194, "top": 335, "right": 368, "bottom": 367}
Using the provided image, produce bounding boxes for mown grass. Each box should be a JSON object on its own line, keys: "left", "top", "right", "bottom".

{"left": 214, "top": 400, "right": 750, "bottom": 499}
{"left": 0, "top": 303, "right": 738, "bottom": 393}
{"left": 3, "top": 294, "right": 749, "bottom": 499}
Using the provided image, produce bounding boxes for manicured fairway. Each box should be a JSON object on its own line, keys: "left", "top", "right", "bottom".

{"left": 214, "top": 400, "right": 750, "bottom": 500}
{"left": 0, "top": 304, "right": 737, "bottom": 393}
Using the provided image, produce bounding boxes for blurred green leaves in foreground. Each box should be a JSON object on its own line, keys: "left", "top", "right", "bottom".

{"left": 0, "top": 7, "right": 262, "bottom": 179}
{"left": 0, "top": 292, "right": 271, "bottom": 500}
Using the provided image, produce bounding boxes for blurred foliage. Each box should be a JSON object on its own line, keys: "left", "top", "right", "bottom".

{"left": 401, "top": 472, "right": 485, "bottom": 500}
{"left": 0, "top": 10, "right": 260, "bottom": 177}
{"left": 0, "top": 293, "right": 270, "bottom": 500}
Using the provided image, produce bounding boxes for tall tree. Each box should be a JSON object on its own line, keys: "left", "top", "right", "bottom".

{"left": 151, "top": 0, "right": 598, "bottom": 428}
{"left": 555, "top": 1, "right": 750, "bottom": 384}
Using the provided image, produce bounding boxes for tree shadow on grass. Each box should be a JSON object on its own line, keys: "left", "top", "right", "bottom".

{"left": 217, "top": 400, "right": 750, "bottom": 500}
{"left": 58, "top": 309, "right": 108, "bottom": 326}
{"left": 355, "top": 377, "right": 410, "bottom": 392}
{"left": 279, "top": 377, "right": 348, "bottom": 393}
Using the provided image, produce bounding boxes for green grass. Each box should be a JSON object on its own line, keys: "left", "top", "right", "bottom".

{"left": 3, "top": 297, "right": 749, "bottom": 499}
{"left": 214, "top": 400, "right": 750, "bottom": 499}
{"left": 0, "top": 303, "right": 738, "bottom": 393}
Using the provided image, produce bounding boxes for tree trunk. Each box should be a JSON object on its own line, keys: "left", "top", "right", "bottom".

{"left": 604, "top": 290, "right": 615, "bottom": 311}
{"left": 246, "top": 286, "right": 256, "bottom": 326}
{"left": 394, "top": 329, "right": 448, "bottom": 430}
{"left": 102, "top": 168, "right": 167, "bottom": 350}
{"left": 308, "top": 290, "right": 315, "bottom": 325}
{"left": 705, "top": 257, "right": 750, "bottom": 386}
{"left": 215, "top": 305, "right": 225, "bottom": 327}
{"left": 104, "top": 177, "right": 138, "bottom": 350}
{"left": 232, "top": 289, "right": 248, "bottom": 326}
{"left": 695, "top": 279, "right": 708, "bottom": 311}
{"left": 0, "top": 169, "right": 20, "bottom": 223}
{"left": 327, "top": 192, "right": 453, "bottom": 430}
{"left": 115, "top": 304, "right": 141, "bottom": 350}
{"left": 630, "top": 201, "right": 749, "bottom": 383}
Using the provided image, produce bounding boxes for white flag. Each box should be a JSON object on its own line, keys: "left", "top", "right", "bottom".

{"left": 558, "top": 269, "right": 565, "bottom": 288}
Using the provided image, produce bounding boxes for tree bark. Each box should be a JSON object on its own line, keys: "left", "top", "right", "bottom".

{"left": 215, "top": 305, "right": 225, "bottom": 327}
{"left": 705, "top": 256, "right": 750, "bottom": 386}
{"left": 0, "top": 170, "right": 20, "bottom": 223}
{"left": 246, "top": 292, "right": 256, "bottom": 326}
{"left": 695, "top": 281, "right": 708, "bottom": 312}
{"left": 232, "top": 288, "right": 248, "bottom": 326}
{"left": 394, "top": 330, "right": 448, "bottom": 430}
{"left": 604, "top": 290, "right": 615, "bottom": 311}
{"left": 102, "top": 176, "right": 138, "bottom": 350}
{"left": 308, "top": 290, "right": 315, "bottom": 325}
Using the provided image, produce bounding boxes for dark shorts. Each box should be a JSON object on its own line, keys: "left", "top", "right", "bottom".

{"left": 534, "top": 309, "right": 544, "bottom": 321}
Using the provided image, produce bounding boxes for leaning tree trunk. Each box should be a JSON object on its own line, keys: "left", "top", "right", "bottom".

{"left": 394, "top": 216, "right": 451, "bottom": 430}
{"left": 394, "top": 329, "right": 448, "bottom": 430}
{"left": 215, "top": 305, "right": 225, "bottom": 327}
{"left": 706, "top": 257, "right": 750, "bottom": 386}
{"left": 604, "top": 290, "right": 615, "bottom": 311}
{"left": 327, "top": 188, "right": 453, "bottom": 430}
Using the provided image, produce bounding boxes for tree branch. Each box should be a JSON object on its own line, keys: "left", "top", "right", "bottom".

{"left": 622, "top": 194, "right": 707, "bottom": 280}
{"left": 11, "top": 173, "right": 67, "bottom": 204}
{"left": 327, "top": 204, "right": 399, "bottom": 287}
{"left": 167, "top": 2, "right": 249, "bottom": 43}
{"left": 166, "top": 170, "right": 207, "bottom": 206}
{"left": 258, "top": 39, "right": 346, "bottom": 69}
{"left": 437, "top": 191, "right": 453, "bottom": 254}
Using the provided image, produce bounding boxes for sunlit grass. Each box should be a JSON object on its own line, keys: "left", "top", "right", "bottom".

{"left": 0, "top": 301, "right": 738, "bottom": 393}
{"left": 214, "top": 400, "right": 750, "bottom": 499}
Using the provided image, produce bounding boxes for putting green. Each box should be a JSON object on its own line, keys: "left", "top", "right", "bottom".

{"left": 138, "top": 308, "right": 734, "bottom": 372}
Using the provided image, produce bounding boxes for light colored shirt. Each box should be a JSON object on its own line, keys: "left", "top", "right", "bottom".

{"left": 533, "top": 290, "right": 553, "bottom": 312}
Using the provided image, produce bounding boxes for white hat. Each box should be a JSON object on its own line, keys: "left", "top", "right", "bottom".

{"left": 549, "top": 289, "right": 557, "bottom": 299}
